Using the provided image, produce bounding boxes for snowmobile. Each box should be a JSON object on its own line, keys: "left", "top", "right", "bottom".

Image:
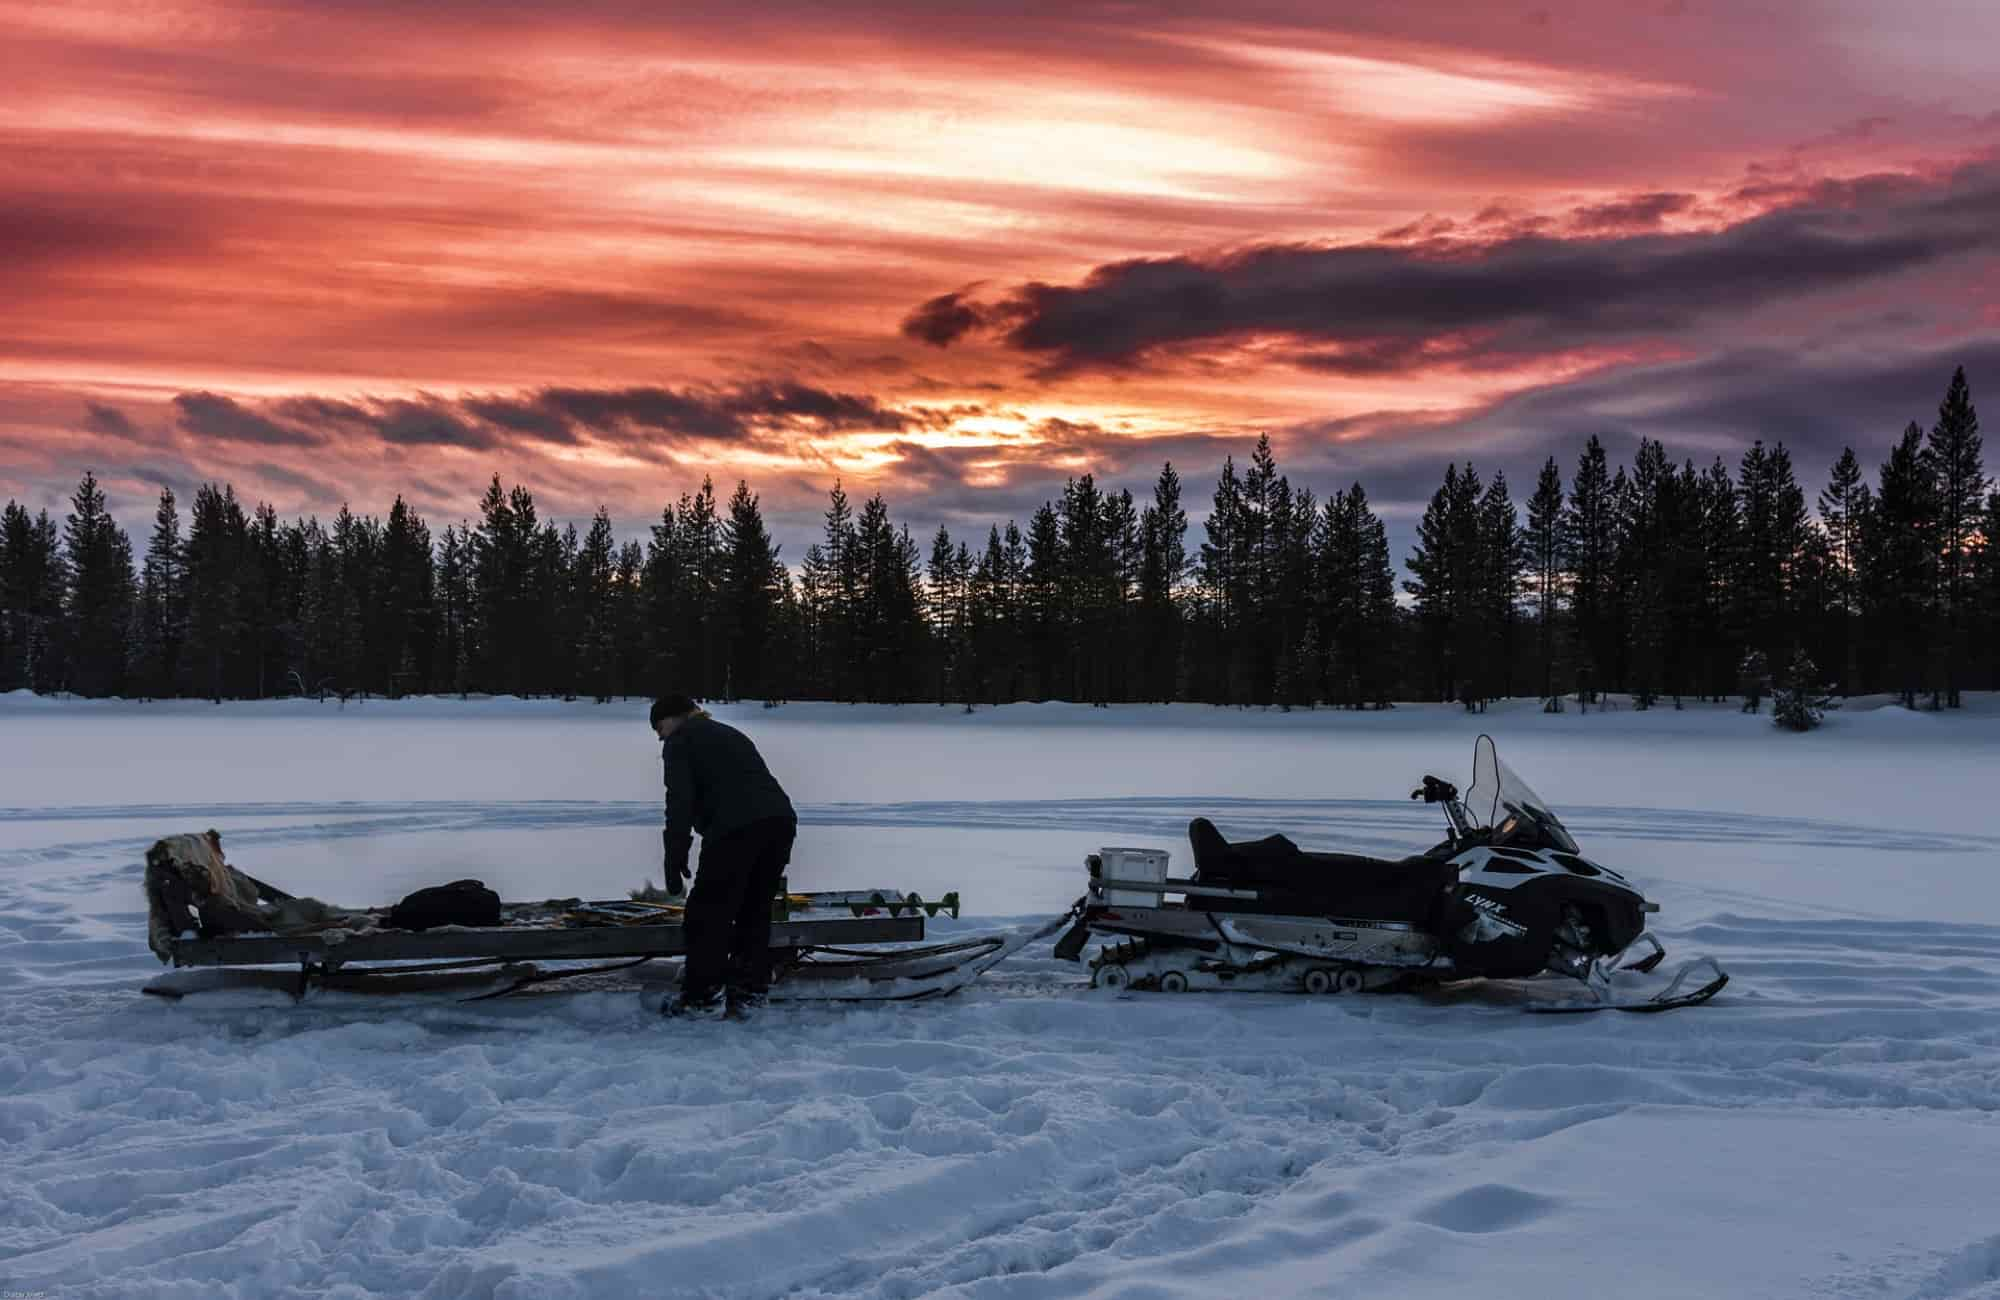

{"left": 1052, "top": 735, "right": 1727, "bottom": 1012}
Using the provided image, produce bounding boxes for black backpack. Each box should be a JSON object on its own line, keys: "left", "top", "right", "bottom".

{"left": 386, "top": 879, "right": 501, "bottom": 931}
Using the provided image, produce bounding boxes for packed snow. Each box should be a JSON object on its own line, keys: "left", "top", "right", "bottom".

{"left": 2, "top": 693, "right": 1998, "bottom": 1298}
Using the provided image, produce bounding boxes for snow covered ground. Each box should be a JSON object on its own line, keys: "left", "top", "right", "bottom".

{"left": 2, "top": 693, "right": 1998, "bottom": 1299}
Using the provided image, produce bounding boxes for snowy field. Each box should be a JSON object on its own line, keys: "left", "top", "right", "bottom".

{"left": 2, "top": 693, "right": 1998, "bottom": 1299}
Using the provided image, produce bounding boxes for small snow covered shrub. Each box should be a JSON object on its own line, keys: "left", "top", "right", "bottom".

{"left": 1772, "top": 649, "right": 1835, "bottom": 732}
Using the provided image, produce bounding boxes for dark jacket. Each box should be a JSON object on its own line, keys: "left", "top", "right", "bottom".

{"left": 663, "top": 714, "right": 795, "bottom": 875}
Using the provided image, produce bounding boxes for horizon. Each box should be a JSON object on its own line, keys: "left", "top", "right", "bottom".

{"left": 6, "top": 1, "right": 1999, "bottom": 562}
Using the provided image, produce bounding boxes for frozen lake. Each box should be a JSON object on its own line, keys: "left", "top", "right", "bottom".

{"left": 2, "top": 694, "right": 1997, "bottom": 1298}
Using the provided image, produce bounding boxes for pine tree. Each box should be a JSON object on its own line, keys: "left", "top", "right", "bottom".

{"left": 1137, "top": 463, "right": 1187, "bottom": 702}
{"left": 59, "top": 473, "right": 135, "bottom": 697}
{"left": 642, "top": 502, "right": 682, "bottom": 697}
{"left": 1975, "top": 489, "right": 2000, "bottom": 692}
{"left": 1867, "top": 424, "right": 1938, "bottom": 707}
{"left": 674, "top": 480, "right": 723, "bottom": 697}
{"left": 327, "top": 502, "right": 374, "bottom": 696}
{"left": 378, "top": 497, "right": 435, "bottom": 697}
{"left": 575, "top": 508, "right": 618, "bottom": 702}
{"left": 1619, "top": 441, "right": 1671, "bottom": 708}
{"left": 927, "top": 525, "right": 970, "bottom": 704}
{"left": 1733, "top": 440, "right": 1808, "bottom": 677}
{"left": 613, "top": 539, "right": 648, "bottom": 698}
{"left": 722, "top": 482, "right": 782, "bottom": 702}
{"left": 1695, "top": 457, "right": 1741, "bottom": 701}
{"left": 817, "top": 482, "right": 857, "bottom": 701}
{"left": 183, "top": 484, "right": 251, "bottom": 701}
{"left": 435, "top": 523, "right": 474, "bottom": 697}
{"left": 1475, "top": 470, "right": 1524, "bottom": 708}
{"left": 538, "top": 520, "right": 580, "bottom": 700}
{"left": 1817, "top": 448, "right": 1871, "bottom": 695}
{"left": 1924, "top": 367, "right": 1984, "bottom": 707}
{"left": 1564, "top": 437, "right": 1616, "bottom": 702}
{"left": 1406, "top": 465, "right": 1471, "bottom": 703}
{"left": 1526, "top": 457, "right": 1567, "bottom": 708}
{"left": 1198, "top": 456, "right": 1247, "bottom": 703}
{"left": 1355, "top": 490, "right": 1400, "bottom": 708}
{"left": 2, "top": 502, "right": 66, "bottom": 693}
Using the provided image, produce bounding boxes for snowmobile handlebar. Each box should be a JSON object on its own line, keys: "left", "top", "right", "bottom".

{"left": 1411, "top": 775, "right": 1458, "bottom": 804}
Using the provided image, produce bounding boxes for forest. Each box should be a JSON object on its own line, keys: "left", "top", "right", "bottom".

{"left": 2, "top": 367, "right": 1991, "bottom": 712}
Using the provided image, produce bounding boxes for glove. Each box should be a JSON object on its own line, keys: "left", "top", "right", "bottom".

{"left": 662, "top": 834, "right": 688, "bottom": 897}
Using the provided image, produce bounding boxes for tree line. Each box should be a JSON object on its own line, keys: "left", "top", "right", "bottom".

{"left": 1403, "top": 366, "right": 1993, "bottom": 712}
{"left": 2, "top": 367, "right": 1991, "bottom": 710}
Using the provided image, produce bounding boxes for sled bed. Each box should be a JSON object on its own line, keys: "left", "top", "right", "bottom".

{"left": 145, "top": 905, "right": 934, "bottom": 1001}
{"left": 159, "top": 911, "right": 927, "bottom": 970}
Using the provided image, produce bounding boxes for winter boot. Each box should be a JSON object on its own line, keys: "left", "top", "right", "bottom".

{"left": 725, "top": 986, "right": 769, "bottom": 1021}
{"left": 662, "top": 987, "right": 726, "bottom": 1021}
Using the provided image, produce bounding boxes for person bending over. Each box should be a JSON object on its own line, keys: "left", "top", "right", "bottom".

{"left": 653, "top": 694, "right": 797, "bottom": 1021}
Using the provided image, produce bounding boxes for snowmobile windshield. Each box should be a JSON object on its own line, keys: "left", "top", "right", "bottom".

{"left": 1464, "top": 735, "right": 1578, "bottom": 854}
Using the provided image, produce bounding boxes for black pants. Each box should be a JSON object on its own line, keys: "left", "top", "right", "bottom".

{"left": 683, "top": 815, "right": 797, "bottom": 1000}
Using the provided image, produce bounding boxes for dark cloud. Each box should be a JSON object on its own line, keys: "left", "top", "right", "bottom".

{"left": 173, "top": 392, "right": 322, "bottom": 447}
{"left": 1565, "top": 191, "right": 1697, "bottom": 233}
{"left": 917, "top": 156, "right": 2000, "bottom": 372}
{"left": 83, "top": 401, "right": 137, "bottom": 438}
{"left": 901, "top": 288, "right": 992, "bottom": 347}
{"left": 272, "top": 395, "right": 497, "bottom": 450}
{"left": 461, "top": 394, "right": 579, "bottom": 443}
{"left": 485, "top": 382, "right": 919, "bottom": 450}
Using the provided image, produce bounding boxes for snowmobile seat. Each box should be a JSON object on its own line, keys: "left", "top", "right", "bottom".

{"left": 1187, "top": 818, "right": 1454, "bottom": 926}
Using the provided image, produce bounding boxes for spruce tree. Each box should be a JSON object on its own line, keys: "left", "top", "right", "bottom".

{"left": 575, "top": 508, "right": 618, "bottom": 702}
{"left": 1975, "top": 489, "right": 2000, "bottom": 692}
{"left": 1526, "top": 457, "right": 1566, "bottom": 708}
{"left": 1137, "top": 463, "right": 1187, "bottom": 702}
{"left": 132, "top": 488, "right": 187, "bottom": 698}
{"left": 674, "top": 480, "right": 722, "bottom": 697}
{"left": 613, "top": 539, "right": 648, "bottom": 698}
{"left": 1866, "top": 425, "right": 1937, "bottom": 707}
{"left": 1198, "top": 456, "right": 1246, "bottom": 703}
{"left": 818, "top": 482, "right": 857, "bottom": 701}
{"left": 642, "top": 503, "right": 681, "bottom": 697}
{"left": 1923, "top": 367, "right": 1984, "bottom": 707}
{"left": 1817, "top": 448, "right": 1871, "bottom": 694}
{"left": 1564, "top": 437, "right": 1616, "bottom": 702}
{"left": 378, "top": 497, "right": 435, "bottom": 697}
{"left": 1023, "top": 500, "right": 1065, "bottom": 700}
{"left": 1695, "top": 457, "right": 1741, "bottom": 701}
{"left": 1475, "top": 470, "right": 1524, "bottom": 708}
{"left": 1, "top": 503, "right": 66, "bottom": 693}
{"left": 1406, "top": 465, "right": 1464, "bottom": 703}
{"left": 60, "top": 473, "right": 135, "bottom": 697}
{"left": 721, "top": 482, "right": 781, "bottom": 702}
{"left": 435, "top": 523, "right": 474, "bottom": 697}
{"left": 183, "top": 484, "right": 250, "bottom": 701}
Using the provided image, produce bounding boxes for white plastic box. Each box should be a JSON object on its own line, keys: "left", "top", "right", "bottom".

{"left": 1098, "top": 846, "right": 1171, "bottom": 907}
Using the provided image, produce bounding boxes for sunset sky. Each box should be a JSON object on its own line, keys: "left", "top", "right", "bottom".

{"left": 5, "top": 0, "right": 1999, "bottom": 558}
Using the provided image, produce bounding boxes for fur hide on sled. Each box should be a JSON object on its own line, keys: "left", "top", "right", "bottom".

{"left": 144, "top": 830, "right": 370, "bottom": 962}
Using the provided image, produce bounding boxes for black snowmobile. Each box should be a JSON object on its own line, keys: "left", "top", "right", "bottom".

{"left": 1054, "top": 735, "right": 1726, "bottom": 1012}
